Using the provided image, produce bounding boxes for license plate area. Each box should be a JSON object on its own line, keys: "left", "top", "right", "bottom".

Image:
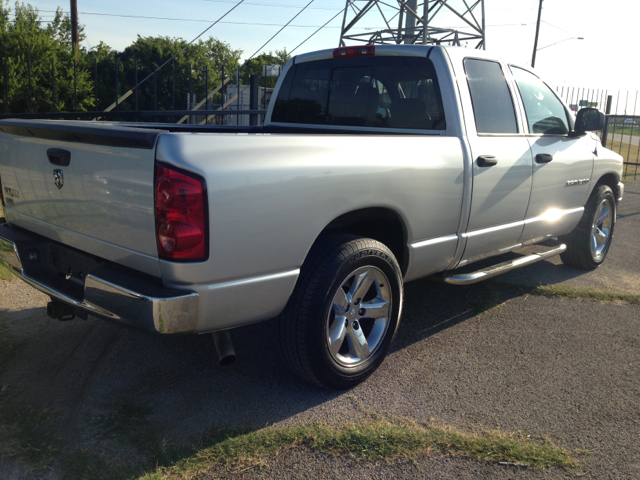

{"left": 19, "top": 240, "right": 103, "bottom": 302}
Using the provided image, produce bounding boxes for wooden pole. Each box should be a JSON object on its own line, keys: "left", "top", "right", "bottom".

{"left": 70, "top": 0, "right": 79, "bottom": 54}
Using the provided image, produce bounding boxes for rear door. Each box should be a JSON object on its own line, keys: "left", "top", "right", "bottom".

{"left": 457, "top": 58, "right": 533, "bottom": 264}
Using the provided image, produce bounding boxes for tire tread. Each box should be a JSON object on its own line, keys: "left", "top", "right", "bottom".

{"left": 278, "top": 234, "right": 400, "bottom": 388}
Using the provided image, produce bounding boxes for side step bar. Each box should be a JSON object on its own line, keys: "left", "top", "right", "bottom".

{"left": 443, "top": 244, "right": 566, "bottom": 286}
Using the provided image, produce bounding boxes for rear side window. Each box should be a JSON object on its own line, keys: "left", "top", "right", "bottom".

{"left": 464, "top": 59, "right": 518, "bottom": 134}
{"left": 272, "top": 56, "right": 446, "bottom": 130}
{"left": 511, "top": 67, "right": 570, "bottom": 135}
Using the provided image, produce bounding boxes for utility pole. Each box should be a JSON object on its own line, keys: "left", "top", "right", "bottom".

{"left": 531, "top": 0, "right": 543, "bottom": 68}
{"left": 70, "top": 0, "right": 79, "bottom": 54}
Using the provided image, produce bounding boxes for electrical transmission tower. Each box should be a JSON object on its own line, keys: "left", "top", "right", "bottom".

{"left": 338, "top": 0, "right": 485, "bottom": 49}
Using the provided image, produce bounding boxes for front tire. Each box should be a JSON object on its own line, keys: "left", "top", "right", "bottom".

{"left": 279, "top": 235, "right": 403, "bottom": 390}
{"left": 560, "top": 184, "right": 616, "bottom": 270}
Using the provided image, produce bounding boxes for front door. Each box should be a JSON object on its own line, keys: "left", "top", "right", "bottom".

{"left": 510, "top": 66, "right": 595, "bottom": 243}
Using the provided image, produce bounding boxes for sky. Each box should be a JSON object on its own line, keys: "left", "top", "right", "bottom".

{"left": 14, "top": 0, "right": 640, "bottom": 101}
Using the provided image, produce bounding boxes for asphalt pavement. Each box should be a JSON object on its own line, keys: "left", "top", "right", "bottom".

{"left": 0, "top": 182, "right": 638, "bottom": 479}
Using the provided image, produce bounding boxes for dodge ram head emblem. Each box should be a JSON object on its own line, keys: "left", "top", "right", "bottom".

{"left": 53, "top": 169, "right": 64, "bottom": 189}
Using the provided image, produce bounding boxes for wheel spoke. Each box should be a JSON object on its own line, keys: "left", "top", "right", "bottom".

{"left": 362, "top": 298, "right": 390, "bottom": 320}
{"left": 595, "top": 228, "right": 607, "bottom": 244}
{"left": 347, "top": 324, "right": 371, "bottom": 360}
{"left": 590, "top": 233, "right": 598, "bottom": 255}
{"left": 597, "top": 207, "right": 610, "bottom": 225}
{"left": 347, "top": 270, "right": 373, "bottom": 304}
{"left": 328, "top": 316, "right": 347, "bottom": 357}
{"left": 332, "top": 288, "right": 349, "bottom": 314}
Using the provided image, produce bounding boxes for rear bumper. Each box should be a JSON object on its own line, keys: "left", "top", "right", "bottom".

{"left": 0, "top": 223, "right": 198, "bottom": 334}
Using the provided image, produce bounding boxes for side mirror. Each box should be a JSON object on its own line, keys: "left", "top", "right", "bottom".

{"left": 572, "top": 107, "right": 605, "bottom": 136}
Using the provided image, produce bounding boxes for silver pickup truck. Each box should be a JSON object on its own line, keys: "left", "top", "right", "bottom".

{"left": 0, "top": 45, "right": 624, "bottom": 389}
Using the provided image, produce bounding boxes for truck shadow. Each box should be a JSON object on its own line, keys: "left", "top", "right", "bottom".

{"left": 0, "top": 277, "right": 513, "bottom": 437}
{"left": 0, "top": 255, "right": 622, "bottom": 477}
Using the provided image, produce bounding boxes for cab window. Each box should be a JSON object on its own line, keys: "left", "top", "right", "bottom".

{"left": 272, "top": 56, "right": 446, "bottom": 130}
{"left": 464, "top": 58, "right": 518, "bottom": 134}
{"left": 511, "top": 66, "right": 570, "bottom": 135}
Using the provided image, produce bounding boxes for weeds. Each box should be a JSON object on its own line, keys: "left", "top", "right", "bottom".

{"left": 141, "top": 418, "right": 577, "bottom": 479}
{"left": 0, "top": 393, "right": 62, "bottom": 468}
{"left": 510, "top": 283, "right": 640, "bottom": 305}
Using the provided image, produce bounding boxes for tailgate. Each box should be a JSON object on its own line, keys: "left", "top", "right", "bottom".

{"left": 0, "top": 120, "right": 164, "bottom": 270}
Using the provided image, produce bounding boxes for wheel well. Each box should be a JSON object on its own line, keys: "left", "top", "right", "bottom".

{"left": 595, "top": 173, "right": 620, "bottom": 198}
{"left": 321, "top": 208, "right": 408, "bottom": 274}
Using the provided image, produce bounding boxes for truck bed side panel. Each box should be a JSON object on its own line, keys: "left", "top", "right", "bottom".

{"left": 156, "top": 133, "right": 465, "bottom": 331}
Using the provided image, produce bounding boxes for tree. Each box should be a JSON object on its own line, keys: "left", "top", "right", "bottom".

{"left": 0, "top": 1, "right": 94, "bottom": 113}
{"left": 243, "top": 48, "right": 291, "bottom": 88}
{"left": 92, "top": 35, "right": 243, "bottom": 112}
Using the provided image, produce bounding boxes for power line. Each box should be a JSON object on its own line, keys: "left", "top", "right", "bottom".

{"left": 247, "top": 0, "right": 315, "bottom": 60}
{"left": 290, "top": 7, "right": 345, "bottom": 54}
{"left": 541, "top": 20, "right": 576, "bottom": 36}
{"left": 27, "top": 10, "right": 340, "bottom": 28}
{"left": 134, "top": 0, "right": 246, "bottom": 89}
{"left": 204, "top": 0, "right": 340, "bottom": 10}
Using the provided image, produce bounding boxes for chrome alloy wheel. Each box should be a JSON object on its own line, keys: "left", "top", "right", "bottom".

{"left": 591, "top": 197, "right": 613, "bottom": 261}
{"left": 326, "top": 266, "right": 392, "bottom": 368}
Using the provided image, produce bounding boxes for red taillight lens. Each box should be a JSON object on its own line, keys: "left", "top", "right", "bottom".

{"left": 333, "top": 45, "right": 375, "bottom": 58}
{"left": 155, "top": 163, "right": 208, "bottom": 261}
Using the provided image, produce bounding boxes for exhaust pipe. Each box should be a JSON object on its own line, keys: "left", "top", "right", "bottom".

{"left": 212, "top": 330, "right": 236, "bottom": 366}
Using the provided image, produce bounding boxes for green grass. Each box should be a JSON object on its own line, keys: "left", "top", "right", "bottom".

{"left": 0, "top": 394, "right": 62, "bottom": 468}
{"left": 606, "top": 139, "right": 640, "bottom": 180}
{"left": 467, "top": 284, "right": 507, "bottom": 317}
{"left": 62, "top": 450, "right": 139, "bottom": 480}
{"left": 0, "top": 324, "right": 20, "bottom": 372}
{"left": 137, "top": 418, "right": 577, "bottom": 480}
{"left": 608, "top": 125, "right": 640, "bottom": 137}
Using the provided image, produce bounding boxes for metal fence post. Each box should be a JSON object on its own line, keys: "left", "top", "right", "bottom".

{"left": 605, "top": 95, "right": 613, "bottom": 114}
{"left": 52, "top": 58, "right": 56, "bottom": 113}
{"left": 74, "top": 58, "right": 78, "bottom": 111}
{"left": 221, "top": 66, "right": 225, "bottom": 125}
{"left": 95, "top": 58, "right": 98, "bottom": 111}
{"left": 236, "top": 65, "right": 240, "bottom": 119}
{"left": 154, "top": 63, "right": 157, "bottom": 111}
{"left": 135, "top": 59, "right": 139, "bottom": 111}
{"left": 115, "top": 57, "right": 119, "bottom": 111}
{"left": 249, "top": 74, "right": 259, "bottom": 126}
{"left": 205, "top": 65, "right": 209, "bottom": 114}
{"left": 4, "top": 58, "right": 7, "bottom": 114}
{"left": 28, "top": 58, "right": 33, "bottom": 112}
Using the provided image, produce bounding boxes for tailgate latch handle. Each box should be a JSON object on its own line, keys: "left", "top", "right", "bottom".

{"left": 47, "top": 148, "right": 71, "bottom": 167}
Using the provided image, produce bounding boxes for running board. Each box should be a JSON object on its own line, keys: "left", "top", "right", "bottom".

{"left": 443, "top": 244, "right": 567, "bottom": 286}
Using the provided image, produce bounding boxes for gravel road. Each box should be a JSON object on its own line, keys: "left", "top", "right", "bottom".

{"left": 0, "top": 183, "right": 638, "bottom": 479}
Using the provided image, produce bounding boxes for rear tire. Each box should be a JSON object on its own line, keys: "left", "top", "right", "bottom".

{"left": 279, "top": 234, "right": 403, "bottom": 390}
{"left": 560, "top": 184, "right": 616, "bottom": 270}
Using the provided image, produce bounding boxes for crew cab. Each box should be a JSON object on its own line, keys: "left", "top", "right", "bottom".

{"left": 0, "top": 45, "right": 624, "bottom": 389}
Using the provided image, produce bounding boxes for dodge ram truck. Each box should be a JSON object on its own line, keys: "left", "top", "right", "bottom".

{"left": 0, "top": 45, "right": 624, "bottom": 389}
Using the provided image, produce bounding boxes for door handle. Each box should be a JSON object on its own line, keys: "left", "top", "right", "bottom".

{"left": 535, "top": 153, "right": 553, "bottom": 164}
{"left": 477, "top": 155, "right": 498, "bottom": 167}
{"left": 47, "top": 148, "right": 71, "bottom": 167}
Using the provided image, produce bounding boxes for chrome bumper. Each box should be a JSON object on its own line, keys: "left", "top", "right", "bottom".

{"left": 0, "top": 224, "right": 198, "bottom": 334}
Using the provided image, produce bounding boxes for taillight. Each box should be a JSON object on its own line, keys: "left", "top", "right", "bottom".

{"left": 154, "top": 163, "right": 208, "bottom": 261}
{"left": 333, "top": 45, "right": 375, "bottom": 58}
